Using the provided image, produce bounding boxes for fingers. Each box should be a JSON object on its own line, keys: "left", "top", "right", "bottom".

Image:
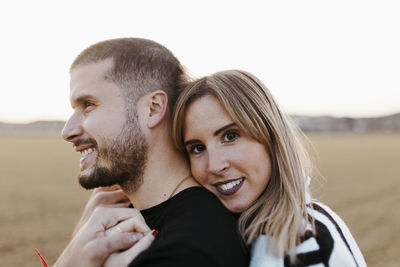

{"left": 59, "top": 205, "right": 148, "bottom": 267}
{"left": 105, "top": 215, "right": 151, "bottom": 236}
{"left": 91, "top": 207, "right": 147, "bottom": 235}
{"left": 129, "top": 230, "right": 156, "bottom": 253}
{"left": 112, "top": 202, "right": 131, "bottom": 208}
{"left": 119, "top": 231, "right": 156, "bottom": 260}
{"left": 90, "top": 189, "right": 130, "bottom": 207}
{"left": 73, "top": 188, "right": 130, "bottom": 237}
{"left": 94, "top": 184, "right": 121, "bottom": 192}
{"left": 84, "top": 232, "right": 143, "bottom": 265}
{"left": 120, "top": 216, "right": 151, "bottom": 234}
{"left": 103, "top": 230, "right": 156, "bottom": 267}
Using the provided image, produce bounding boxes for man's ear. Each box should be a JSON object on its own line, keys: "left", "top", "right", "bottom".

{"left": 147, "top": 90, "right": 168, "bottom": 129}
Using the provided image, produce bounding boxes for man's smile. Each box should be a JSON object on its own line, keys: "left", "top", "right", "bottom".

{"left": 80, "top": 147, "right": 96, "bottom": 162}
{"left": 73, "top": 143, "right": 97, "bottom": 167}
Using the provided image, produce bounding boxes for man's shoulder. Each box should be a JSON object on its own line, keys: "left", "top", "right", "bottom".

{"left": 163, "top": 186, "right": 248, "bottom": 264}
{"left": 170, "top": 186, "right": 227, "bottom": 209}
{"left": 165, "top": 186, "right": 236, "bottom": 223}
{"left": 131, "top": 186, "right": 249, "bottom": 267}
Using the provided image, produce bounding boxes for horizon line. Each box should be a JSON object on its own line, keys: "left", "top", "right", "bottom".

{"left": 1, "top": 111, "right": 399, "bottom": 125}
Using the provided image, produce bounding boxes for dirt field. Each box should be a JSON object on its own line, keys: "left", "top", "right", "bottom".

{"left": 0, "top": 134, "right": 399, "bottom": 266}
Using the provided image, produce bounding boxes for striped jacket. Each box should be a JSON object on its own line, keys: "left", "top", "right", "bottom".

{"left": 249, "top": 201, "right": 367, "bottom": 267}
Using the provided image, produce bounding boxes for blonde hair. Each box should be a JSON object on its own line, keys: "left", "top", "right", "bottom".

{"left": 172, "top": 70, "right": 314, "bottom": 263}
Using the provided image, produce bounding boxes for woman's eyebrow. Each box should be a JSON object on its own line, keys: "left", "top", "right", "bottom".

{"left": 183, "top": 139, "right": 201, "bottom": 147}
{"left": 183, "top": 123, "right": 237, "bottom": 147}
{"left": 214, "top": 123, "right": 236, "bottom": 136}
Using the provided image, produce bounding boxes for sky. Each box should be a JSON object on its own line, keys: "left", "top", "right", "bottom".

{"left": 0, "top": 0, "right": 399, "bottom": 123}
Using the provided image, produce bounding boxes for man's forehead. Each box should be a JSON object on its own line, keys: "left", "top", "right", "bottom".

{"left": 69, "top": 58, "right": 117, "bottom": 104}
{"left": 70, "top": 58, "right": 114, "bottom": 86}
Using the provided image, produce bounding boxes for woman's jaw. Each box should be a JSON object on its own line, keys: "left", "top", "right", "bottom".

{"left": 183, "top": 95, "right": 272, "bottom": 213}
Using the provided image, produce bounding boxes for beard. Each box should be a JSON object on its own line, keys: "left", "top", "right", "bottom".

{"left": 78, "top": 115, "right": 148, "bottom": 192}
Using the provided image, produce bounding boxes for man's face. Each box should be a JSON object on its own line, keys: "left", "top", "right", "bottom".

{"left": 62, "top": 59, "right": 147, "bottom": 190}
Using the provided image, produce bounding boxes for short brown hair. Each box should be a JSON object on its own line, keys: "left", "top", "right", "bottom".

{"left": 71, "top": 38, "right": 189, "bottom": 113}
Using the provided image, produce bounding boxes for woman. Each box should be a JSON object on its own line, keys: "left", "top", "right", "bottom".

{"left": 172, "top": 70, "right": 366, "bottom": 266}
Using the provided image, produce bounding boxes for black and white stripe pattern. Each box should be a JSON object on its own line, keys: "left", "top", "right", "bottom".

{"left": 249, "top": 201, "right": 366, "bottom": 267}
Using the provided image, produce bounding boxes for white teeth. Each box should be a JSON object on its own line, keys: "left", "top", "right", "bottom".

{"left": 218, "top": 178, "right": 243, "bottom": 191}
{"left": 81, "top": 148, "right": 95, "bottom": 158}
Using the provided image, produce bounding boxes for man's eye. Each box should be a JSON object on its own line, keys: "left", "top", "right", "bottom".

{"left": 84, "top": 101, "right": 95, "bottom": 108}
{"left": 222, "top": 130, "right": 239, "bottom": 142}
{"left": 189, "top": 144, "right": 206, "bottom": 155}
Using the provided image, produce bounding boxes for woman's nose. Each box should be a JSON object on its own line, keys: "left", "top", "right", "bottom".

{"left": 207, "top": 148, "right": 230, "bottom": 175}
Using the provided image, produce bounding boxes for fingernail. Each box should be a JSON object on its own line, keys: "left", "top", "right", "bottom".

{"left": 152, "top": 228, "right": 160, "bottom": 237}
{"left": 131, "top": 232, "right": 144, "bottom": 243}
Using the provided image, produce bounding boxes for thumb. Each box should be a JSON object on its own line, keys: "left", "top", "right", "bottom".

{"left": 128, "top": 229, "right": 157, "bottom": 252}
{"left": 104, "top": 229, "right": 158, "bottom": 267}
{"left": 87, "top": 232, "right": 143, "bottom": 262}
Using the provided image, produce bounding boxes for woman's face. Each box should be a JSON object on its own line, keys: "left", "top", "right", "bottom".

{"left": 183, "top": 95, "right": 272, "bottom": 213}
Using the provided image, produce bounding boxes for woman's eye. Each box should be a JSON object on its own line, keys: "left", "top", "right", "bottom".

{"left": 222, "top": 130, "right": 239, "bottom": 142}
{"left": 189, "top": 144, "right": 205, "bottom": 155}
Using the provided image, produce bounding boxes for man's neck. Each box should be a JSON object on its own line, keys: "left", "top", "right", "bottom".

{"left": 122, "top": 146, "right": 199, "bottom": 210}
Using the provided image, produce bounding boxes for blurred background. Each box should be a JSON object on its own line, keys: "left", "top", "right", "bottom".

{"left": 0, "top": 1, "right": 399, "bottom": 266}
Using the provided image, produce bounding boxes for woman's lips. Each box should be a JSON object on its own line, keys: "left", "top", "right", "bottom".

{"left": 214, "top": 177, "right": 244, "bottom": 195}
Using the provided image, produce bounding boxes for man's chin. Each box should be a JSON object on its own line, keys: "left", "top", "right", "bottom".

{"left": 78, "top": 173, "right": 103, "bottom": 189}
{"left": 78, "top": 167, "right": 127, "bottom": 189}
{"left": 78, "top": 168, "right": 97, "bottom": 189}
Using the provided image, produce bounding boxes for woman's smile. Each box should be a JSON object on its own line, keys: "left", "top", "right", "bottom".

{"left": 214, "top": 177, "right": 245, "bottom": 195}
{"left": 183, "top": 95, "right": 272, "bottom": 213}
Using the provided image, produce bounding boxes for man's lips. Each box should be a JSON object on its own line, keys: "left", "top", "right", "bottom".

{"left": 214, "top": 177, "right": 244, "bottom": 196}
{"left": 79, "top": 147, "right": 97, "bottom": 166}
{"left": 74, "top": 144, "right": 95, "bottom": 152}
{"left": 72, "top": 143, "right": 97, "bottom": 166}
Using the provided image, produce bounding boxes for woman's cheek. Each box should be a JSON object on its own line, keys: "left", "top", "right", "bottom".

{"left": 190, "top": 159, "right": 206, "bottom": 185}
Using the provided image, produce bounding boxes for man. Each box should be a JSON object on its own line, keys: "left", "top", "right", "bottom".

{"left": 56, "top": 38, "right": 248, "bottom": 266}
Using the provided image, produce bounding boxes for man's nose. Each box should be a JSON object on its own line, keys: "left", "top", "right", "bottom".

{"left": 61, "top": 112, "right": 83, "bottom": 143}
{"left": 207, "top": 147, "right": 230, "bottom": 175}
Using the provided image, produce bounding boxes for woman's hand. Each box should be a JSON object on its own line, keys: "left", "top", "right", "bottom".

{"left": 72, "top": 185, "right": 130, "bottom": 237}
{"left": 54, "top": 185, "right": 155, "bottom": 267}
{"left": 54, "top": 206, "right": 153, "bottom": 267}
{"left": 104, "top": 230, "right": 157, "bottom": 267}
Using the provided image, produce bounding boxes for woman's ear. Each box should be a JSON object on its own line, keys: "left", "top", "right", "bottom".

{"left": 147, "top": 90, "right": 168, "bottom": 129}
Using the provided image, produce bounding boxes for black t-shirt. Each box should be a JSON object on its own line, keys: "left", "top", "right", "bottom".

{"left": 129, "top": 186, "right": 249, "bottom": 267}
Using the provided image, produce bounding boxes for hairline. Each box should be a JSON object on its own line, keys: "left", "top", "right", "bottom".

{"left": 70, "top": 56, "right": 146, "bottom": 106}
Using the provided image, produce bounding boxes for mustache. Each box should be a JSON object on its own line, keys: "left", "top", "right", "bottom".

{"left": 74, "top": 137, "right": 98, "bottom": 148}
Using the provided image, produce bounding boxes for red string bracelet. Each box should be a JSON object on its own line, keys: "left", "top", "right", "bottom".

{"left": 35, "top": 248, "right": 48, "bottom": 267}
